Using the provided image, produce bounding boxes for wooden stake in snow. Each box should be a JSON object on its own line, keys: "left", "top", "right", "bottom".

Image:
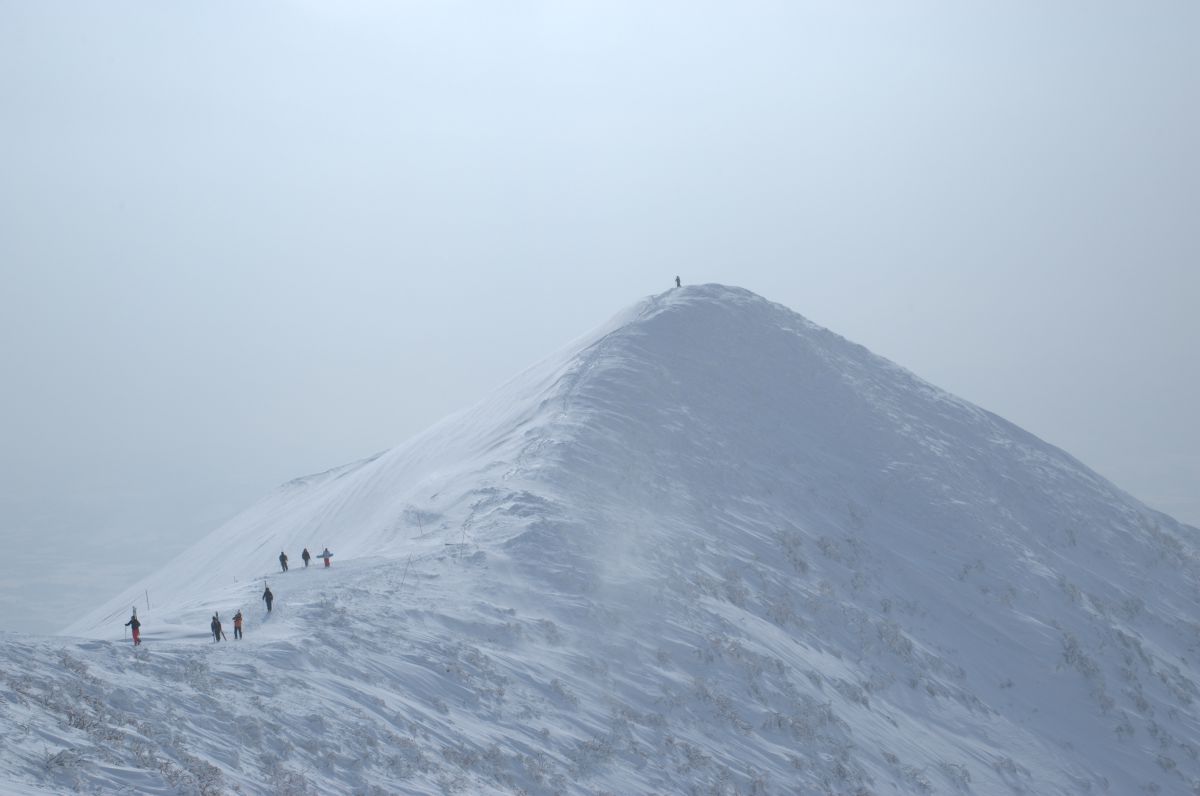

{"left": 399, "top": 554, "right": 412, "bottom": 593}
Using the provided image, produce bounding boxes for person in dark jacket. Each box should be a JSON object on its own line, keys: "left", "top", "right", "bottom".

{"left": 262, "top": 586, "right": 274, "bottom": 613}
{"left": 211, "top": 613, "right": 223, "bottom": 642}
{"left": 233, "top": 610, "right": 243, "bottom": 640}
{"left": 675, "top": 275, "right": 681, "bottom": 287}
{"left": 125, "top": 612, "right": 141, "bottom": 645}
{"left": 279, "top": 551, "right": 288, "bottom": 572}
{"left": 301, "top": 547, "right": 311, "bottom": 568}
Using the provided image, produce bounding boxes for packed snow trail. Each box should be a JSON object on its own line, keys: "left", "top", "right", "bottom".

{"left": 2, "top": 284, "right": 1196, "bottom": 794}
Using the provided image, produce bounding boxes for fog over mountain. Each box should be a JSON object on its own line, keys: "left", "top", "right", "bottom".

{"left": 2, "top": 285, "right": 1197, "bottom": 794}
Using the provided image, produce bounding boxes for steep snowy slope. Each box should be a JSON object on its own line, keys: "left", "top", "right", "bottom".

{"left": 5, "top": 284, "right": 1199, "bottom": 795}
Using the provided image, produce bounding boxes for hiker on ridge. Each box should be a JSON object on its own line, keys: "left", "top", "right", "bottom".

{"left": 301, "top": 547, "right": 311, "bottom": 568}
{"left": 675, "top": 275, "right": 681, "bottom": 288}
{"left": 319, "top": 547, "right": 333, "bottom": 568}
{"left": 279, "top": 551, "right": 288, "bottom": 573}
{"left": 262, "top": 585, "right": 274, "bottom": 613}
{"left": 233, "top": 610, "right": 243, "bottom": 640}
{"left": 211, "top": 613, "right": 223, "bottom": 642}
{"left": 125, "top": 611, "right": 141, "bottom": 646}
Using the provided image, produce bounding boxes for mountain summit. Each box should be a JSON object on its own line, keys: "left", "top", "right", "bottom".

{"left": 9, "top": 284, "right": 1200, "bottom": 794}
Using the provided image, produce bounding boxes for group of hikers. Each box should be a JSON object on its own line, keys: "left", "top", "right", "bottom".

{"left": 209, "top": 586, "right": 270, "bottom": 641}
{"left": 279, "top": 546, "right": 332, "bottom": 572}
{"left": 123, "top": 545, "right": 333, "bottom": 645}
{"left": 209, "top": 609, "right": 244, "bottom": 642}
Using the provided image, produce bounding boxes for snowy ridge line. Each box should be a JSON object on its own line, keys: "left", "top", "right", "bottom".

{"left": 6, "top": 284, "right": 1198, "bottom": 794}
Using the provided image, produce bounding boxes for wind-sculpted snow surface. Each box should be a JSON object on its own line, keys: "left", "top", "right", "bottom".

{"left": 5, "top": 284, "right": 1198, "bottom": 794}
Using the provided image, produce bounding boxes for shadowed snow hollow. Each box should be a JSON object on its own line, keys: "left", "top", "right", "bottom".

{"left": 8, "top": 284, "right": 1199, "bottom": 795}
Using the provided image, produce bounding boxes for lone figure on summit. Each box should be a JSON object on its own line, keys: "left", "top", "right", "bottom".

{"left": 675, "top": 275, "right": 681, "bottom": 288}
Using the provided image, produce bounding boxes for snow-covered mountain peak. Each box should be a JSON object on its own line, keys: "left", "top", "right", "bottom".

{"left": 61, "top": 283, "right": 847, "bottom": 632}
{"left": 9, "top": 285, "right": 1200, "bottom": 794}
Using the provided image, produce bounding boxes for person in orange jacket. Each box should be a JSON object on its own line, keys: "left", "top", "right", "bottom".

{"left": 233, "top": 610, "right": 244, "bottom": 640}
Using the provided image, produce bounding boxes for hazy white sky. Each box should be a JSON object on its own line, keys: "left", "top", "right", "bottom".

{"left": 2, "top": 1, "right": 1196, "bottom": 633}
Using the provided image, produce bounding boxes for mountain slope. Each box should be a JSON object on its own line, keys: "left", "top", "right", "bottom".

{"left": 5, "top": 284, "right": 1199, "bottom": 795}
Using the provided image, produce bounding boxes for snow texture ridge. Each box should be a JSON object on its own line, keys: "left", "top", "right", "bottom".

{"left": 4, "top": 283, "right": 1199, "bottom": 794}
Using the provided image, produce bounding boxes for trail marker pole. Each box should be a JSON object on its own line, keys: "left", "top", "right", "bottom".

{"left": 399, "top": 554, "right": 412, "bottom": 593}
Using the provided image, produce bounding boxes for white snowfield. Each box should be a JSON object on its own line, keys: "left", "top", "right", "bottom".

{"left": 3, "top": 284, "right": 1198, "bottom": 794}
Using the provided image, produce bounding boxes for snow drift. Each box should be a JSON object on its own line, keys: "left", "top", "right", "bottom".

{"left": 4, "top": 284, "right": 1198, "bottom": 794}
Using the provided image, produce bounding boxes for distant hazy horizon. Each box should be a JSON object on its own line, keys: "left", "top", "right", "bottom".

{"left": 2, "top": 1, "right": 1196, "bottom": 634}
